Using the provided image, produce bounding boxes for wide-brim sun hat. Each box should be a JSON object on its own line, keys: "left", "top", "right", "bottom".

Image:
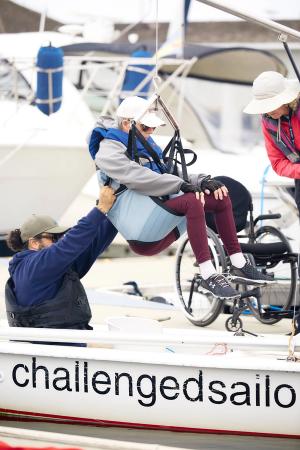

{"left": 116, "top": 96, "right": 166, "bottom": 127}
{"left": 243, "top": 71, "right": 300, "bottom": 115}
{"left": 20, "top": 214, "right": 69, "bottom": 243}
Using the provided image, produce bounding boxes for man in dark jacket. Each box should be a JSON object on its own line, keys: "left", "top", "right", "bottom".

{"left": 5, "top": 187, "right": 117, "bottom": 337}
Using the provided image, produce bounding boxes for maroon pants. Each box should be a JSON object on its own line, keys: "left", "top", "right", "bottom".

{"left": 129, "top": 193, "right": 241, "bottom": 263}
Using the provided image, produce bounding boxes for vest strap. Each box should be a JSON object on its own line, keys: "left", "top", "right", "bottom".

{"left": 162, "top": 130, "right": 197, "bottom": 181}
{"left": 127, "top": 124, "right": 166, "bottom": 173}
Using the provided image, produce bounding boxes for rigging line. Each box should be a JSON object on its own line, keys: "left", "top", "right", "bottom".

{"left": 155, "top": 0, "right": 159, "bottom": 79}
{"left": 153, "top": 0, "right": 161, "bottom": 92}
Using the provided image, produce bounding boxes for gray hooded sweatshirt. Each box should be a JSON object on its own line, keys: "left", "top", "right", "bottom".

{"left": 94, "top": 117, "right": 205, "bottom": 197}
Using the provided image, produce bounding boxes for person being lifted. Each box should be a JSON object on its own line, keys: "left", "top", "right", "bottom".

{"left": 92, "top": 96, "right": 272, "bottom": 300}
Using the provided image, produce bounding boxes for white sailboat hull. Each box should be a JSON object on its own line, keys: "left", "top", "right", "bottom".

{"left": 0, "top": 327, "right": 299, "bottom": 438}
{"left": 0, "top": 78, "right": 95, "bottom": 231}
{"left": 0, "top": 142, "right": 94, "bottom": 230}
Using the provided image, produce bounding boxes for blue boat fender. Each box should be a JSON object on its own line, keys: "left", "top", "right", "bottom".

{"left": 36, "top": 44, "right": 64, "bottom": 115}
{"left": 121, "top": 48, "right": 154, "bottom": 100}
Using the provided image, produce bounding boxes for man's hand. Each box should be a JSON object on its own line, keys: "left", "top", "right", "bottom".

{"left": 200, "top": 176, "right": 228, "bottom": 200}
{"left": 97, "top": 186, "right": 116, "bottom": 214}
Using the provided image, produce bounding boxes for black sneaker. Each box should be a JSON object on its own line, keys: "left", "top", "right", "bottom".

{"left": 229, "top": 260, "right": 274, "bottom": 285}
{"left": 199, "top": 274, "right": 240, "bottom": 300}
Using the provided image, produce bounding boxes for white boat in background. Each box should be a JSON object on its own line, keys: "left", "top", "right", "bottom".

{"left": 56, "top": 29, "right": 300, "bottom": 240}
{"left": 0, "top": 5, "right": 300, "bottom": 442}
{"left": 0, "top": 320, "right": 299, "bottom": 439}
{"left": 0, "top": 32, "right": 95, "bottom": 235}
{"left": 0, "top": 15, "right": 299, "bottom": 249}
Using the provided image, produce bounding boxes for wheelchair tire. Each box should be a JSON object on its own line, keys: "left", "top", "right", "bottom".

{"left": 252, "top": 225, "right": 297, "bottom": 325}
{"left": 225, "top": 316, "right": 243, "bottom": 332}
{"left": 175, "top": 228, "right": 227, "bottom": 327}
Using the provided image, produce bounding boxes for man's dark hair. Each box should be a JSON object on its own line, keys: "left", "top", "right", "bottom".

{"left": 6, "top": 229, "right": 27, "bottom": 252}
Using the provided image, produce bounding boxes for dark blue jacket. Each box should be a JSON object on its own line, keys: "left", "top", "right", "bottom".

{"left": 8, "top": 208, "right": 117, "bottom": 306}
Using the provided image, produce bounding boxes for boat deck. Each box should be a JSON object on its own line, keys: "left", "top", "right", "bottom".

{"left": 0, "top": 255, "right": 299, "bottom": 450}
{"left": 0, "top": 255, "right": 296, "bottom": 335}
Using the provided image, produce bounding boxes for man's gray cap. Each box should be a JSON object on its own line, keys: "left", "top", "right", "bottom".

{"left": 20, "top": 214, "right": 69, "bottom": 243}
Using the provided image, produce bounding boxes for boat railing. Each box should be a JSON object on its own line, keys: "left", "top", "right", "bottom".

{"left": 2, "top": 53, "right": 213, "bottom": 148}
{"left": 1, "top": 54, "right": 198, "bottom": 115}
{"left": 62, "top": 55, "right": 198, "bottom": 117}
{"left": 0, "top": 57, "right": 35, "bottom": 104}
{"left": 0, "top": 326, "right": 298, "bottom": 354}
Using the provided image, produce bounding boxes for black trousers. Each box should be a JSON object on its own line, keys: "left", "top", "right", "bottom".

{"left": 294, "top": 179, "right": 300, "bottom": 218}
{"left": 293, "top": 179, "right": 300, "bottom": 331}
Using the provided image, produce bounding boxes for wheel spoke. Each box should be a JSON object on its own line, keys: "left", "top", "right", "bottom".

{"left": 175, "top": 230, "right": 226, "bottom": 327}
{"left": 250, "top": 226, "right": 297, "bottom": 324}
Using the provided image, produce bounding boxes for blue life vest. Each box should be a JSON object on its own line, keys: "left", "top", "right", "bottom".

{"left": 107, "top": 128, "right": 166, "bottom": 174}
{"left": 89, "top": 126, "right": 108, "bottom": 160}
{"left": 89, "top": 127, "right": 165, "bottom": 172}
{"left": 89, "top": 125, "right": 187, "bottom": 244}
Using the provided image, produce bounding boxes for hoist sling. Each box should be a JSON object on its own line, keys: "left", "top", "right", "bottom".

{"left": 95, "top": 124, "right": 196, "bottom": 244}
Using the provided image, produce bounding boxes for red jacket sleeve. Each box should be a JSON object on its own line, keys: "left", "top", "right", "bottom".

{"left": 262, "top": 119, "right": 300, "bottom": 179}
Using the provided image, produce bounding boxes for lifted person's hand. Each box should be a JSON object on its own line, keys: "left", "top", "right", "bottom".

{"left": 200, "top": 176, "right": 228, "bottom": 200}
{"left": 97, "top": 186, "right": 116, "bottom": 214}
{"left": 181, "top": 182, "right": 205, "bottom": 205}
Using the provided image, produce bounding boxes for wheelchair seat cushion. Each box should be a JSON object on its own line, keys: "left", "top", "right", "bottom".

{"left": 240, "top": 241, "right": 289, "bottom": 256}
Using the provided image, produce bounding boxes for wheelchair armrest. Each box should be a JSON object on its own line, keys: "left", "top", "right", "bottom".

{"left": 253, "top": 213, "right": 281, "bottom": 226}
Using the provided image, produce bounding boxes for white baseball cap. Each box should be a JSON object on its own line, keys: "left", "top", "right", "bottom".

{"left": 116, "top": 96, "right": 166, "bottom": 127}
{"left": 244, "top": 71, "right": 300, "bottom": 115}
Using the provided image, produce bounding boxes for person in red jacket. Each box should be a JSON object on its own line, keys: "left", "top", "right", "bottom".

{"left": 244, "top": 70, "right": 300, "bottom": 334}
{"left": 244, "top": 70, "right": 300, "bottom": 214}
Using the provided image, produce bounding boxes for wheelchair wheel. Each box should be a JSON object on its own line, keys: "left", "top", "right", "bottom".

{"left": 225, "top": 316, "right": 243, "bottom": 332}
{"left": 252, "top": 225, "right": 297, "bottom": 325}
{"left": 175, "top": 228, "right": 227, "bottom": 327}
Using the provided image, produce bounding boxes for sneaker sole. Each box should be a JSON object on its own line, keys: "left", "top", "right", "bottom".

{"left": 199, "top": 287, "right": 241, "bottom": 300}
{"left": 228, "top": 275, "right": 275, "bottom": 286}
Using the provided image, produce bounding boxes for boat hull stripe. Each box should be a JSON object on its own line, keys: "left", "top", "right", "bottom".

{"left": 0, "top": 408, "right": 299, "bottom": 439}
